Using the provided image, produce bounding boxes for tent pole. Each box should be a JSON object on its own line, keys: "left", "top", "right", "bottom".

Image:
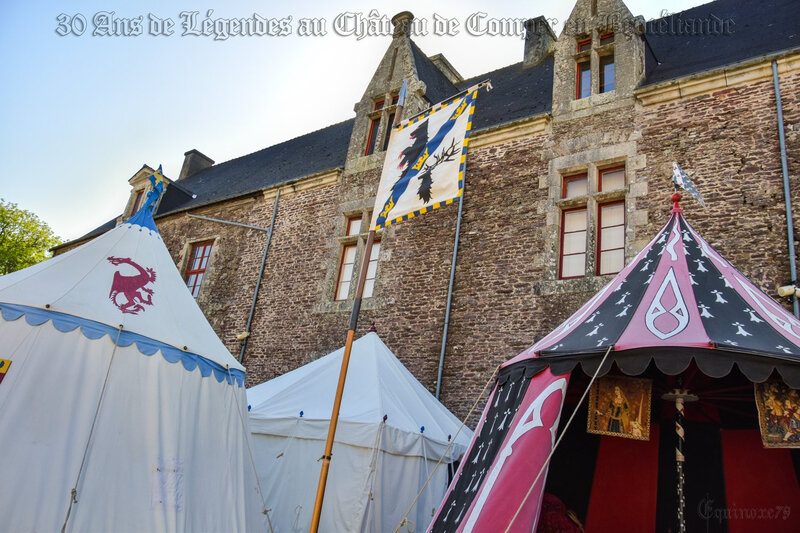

{"left": 310, "top": 92, "right": 406, "bottom": 533}
{"left": 309, "top": 230, "right": 375, "bottom": 533}
{"left": 662, "top": 387, "right": 698, "bottom": 533}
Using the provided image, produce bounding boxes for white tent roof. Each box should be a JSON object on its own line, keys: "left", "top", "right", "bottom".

{"left": 0, "top": 207, "right": 243, "bottom": 376}
{"left": 0, "top": 201, "right": 264, "bottom": 531}
{"left": 247, "top": 332, "right": 472, "bottom": 460}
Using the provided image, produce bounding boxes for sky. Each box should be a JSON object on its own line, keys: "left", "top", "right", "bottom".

{"left": 0, "top": 0, "right": 708, "bottom": 242}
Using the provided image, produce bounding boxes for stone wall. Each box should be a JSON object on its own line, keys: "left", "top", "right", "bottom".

{"left": 52, "top": 32, "right": 799, "bottom": 428}
{"left": 637, "top": 70, "right": 800, "bottom": 295}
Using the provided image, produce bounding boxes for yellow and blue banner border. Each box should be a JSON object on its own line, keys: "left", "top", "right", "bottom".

{"left": 375, "top": 89, "right": 478, "bottom": 230}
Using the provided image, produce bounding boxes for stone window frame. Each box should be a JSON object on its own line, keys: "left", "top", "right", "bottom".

{"left": 364, "top": 100, "right": 384, "bottom": 156}
{"left": 332, "top": 211, "right": 382, "bottom": 302}
{"left": 130, "top": 189, "right": 145, "bottom": 215}
{"left": 124, "top": 184, "right": 150, "bottom": 219}
{"left": 573, "top": 29, "right": 617, "bottom": 100}
{"left": 596, "top": 199, "right": 626, "bottom": 276}
{"left": 556, "top": 161, "right": 627, "bottom": 279}
{"left": 334, "top": 215, "right": 363, "bottom": 301}
{"left": 363, "top": 91, "right": 401, "bottom": 158}
{"left": 184, "top": 240, "right": 215, "bottom": 298}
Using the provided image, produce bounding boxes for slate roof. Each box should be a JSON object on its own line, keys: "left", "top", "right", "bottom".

{"left": 458, "top": 57, "right": 554, "bottom": 131}
{"left": 51, "top": 216, "right": 119, "bottom": 250}
{"left": 66, "top": 0, "right": 798, "bottom": 242}
{"left": 643, "top": 0, "right": 800, "bottom": 86}
{"left": 154, "top": 118, "right": 354, "bottom": 215}
{"left": 409, "top": 40, "right": 459, "bottom": 105}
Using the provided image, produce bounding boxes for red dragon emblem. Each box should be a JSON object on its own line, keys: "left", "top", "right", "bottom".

{"left": 107, "top": 256, "right": 156, "bottom": 314}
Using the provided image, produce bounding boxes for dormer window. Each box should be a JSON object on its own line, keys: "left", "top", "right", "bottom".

{"left": 600, "top": 55, "right": 615, "bottom": 93}
{"left": 382, "top": 94, "right": 400, "bottom": 151}
{"left": 365, "top": 100, "right": 384, "bottom": 156}
{"left": 574, "top": 31, "right": 616, "bottom": 99}
{"left": 599, "top": 32, "right": 615, "bottom": 94}
{"left": 577, "top": 61, "right": 591, "bottom": 99}
{"left": 363, "top": 91, "right": 401, "bottom": 157}
{"left": 131, "top": 189, "right": 145, "bottom": 214}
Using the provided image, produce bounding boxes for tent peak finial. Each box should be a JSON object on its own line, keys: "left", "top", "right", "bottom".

{"left": 671, "top": 192, "right": 683, "bottom": 213}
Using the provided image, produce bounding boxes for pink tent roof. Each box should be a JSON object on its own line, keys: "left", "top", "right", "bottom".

{"left": 506, "top": 196, "right": 800, "bottom": 387}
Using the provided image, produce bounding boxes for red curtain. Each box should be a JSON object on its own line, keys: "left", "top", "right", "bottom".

{"left": 721, "top": 429, "right": 800, "bottom": 533}
{"left": 585, "top": 424, "right": 660, "bottom": 532}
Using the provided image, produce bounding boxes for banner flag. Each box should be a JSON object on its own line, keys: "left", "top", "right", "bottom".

{"left": 371, "top": 90, "right": 478, "bottom": 230}
{"left": 672, "top": 162, "right": 706, "bottom": 207}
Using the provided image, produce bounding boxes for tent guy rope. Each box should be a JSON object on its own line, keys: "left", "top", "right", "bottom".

{"left": 503, "top": 345, "right": 613, "bottom": 533}
{"left": 394, "top": 365, "right": 499, "bottom": 533}
{"left": 61, "top": 324, "right": 125, "bottom": 533}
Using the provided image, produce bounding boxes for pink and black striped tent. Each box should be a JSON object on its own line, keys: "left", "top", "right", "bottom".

{"left": 429, "top": 196, "right": 800, "bottom": 532}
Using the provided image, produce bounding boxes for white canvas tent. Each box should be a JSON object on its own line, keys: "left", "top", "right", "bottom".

{"left": 247, "top": 332, "right": 472, "bottom": 533}
{"left": 0, "top": 200, "right": 267, "bottom": 532}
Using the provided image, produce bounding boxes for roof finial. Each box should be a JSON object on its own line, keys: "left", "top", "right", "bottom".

{"left": 369, "top": 321, "right": 377, "bottom": 333}
{"left": 671, "top": 192, "right": 682, "bottom": 213}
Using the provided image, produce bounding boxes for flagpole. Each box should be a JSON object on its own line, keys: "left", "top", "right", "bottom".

{"left": 309, "top": 83, "right": 407, "bottom": 533}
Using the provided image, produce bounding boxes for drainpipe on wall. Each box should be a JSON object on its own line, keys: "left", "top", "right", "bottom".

{"left": 435, "top": 188, "right": 465, "bottom": 400}
{"left": 772, "top": 60, "right": 799, "bottom": 318}
{"left": 186, "top": 190, "right": 281, "bottom": 362}
{"left": 239, "top": 189, "right": 281, "bottom": 362}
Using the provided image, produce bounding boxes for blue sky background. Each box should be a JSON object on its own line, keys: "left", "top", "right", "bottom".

{"left": 0, "top": 0, "right": 704, "bottom": 241}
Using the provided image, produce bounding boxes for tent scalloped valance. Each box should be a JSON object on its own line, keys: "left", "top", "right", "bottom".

{"left": 518, "top": 347, "right": 800, "bottom": 388}
{"left": 0, "top": 302, "right": 245, "bottom": 386}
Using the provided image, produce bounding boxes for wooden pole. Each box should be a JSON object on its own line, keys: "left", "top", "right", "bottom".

{"left": 309, "top": 90, "right": 406, "bottom": 533}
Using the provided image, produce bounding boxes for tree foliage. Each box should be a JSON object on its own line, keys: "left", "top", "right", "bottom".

{"left": 0, "top": 199, "right": 62, "bottom": 275}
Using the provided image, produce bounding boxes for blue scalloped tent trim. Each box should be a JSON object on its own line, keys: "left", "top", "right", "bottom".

{"left": 0, "top": 302, "right": 244, "bottom": 386}
{"left": 125, "top": 205, "right": 160, "bottom": 235}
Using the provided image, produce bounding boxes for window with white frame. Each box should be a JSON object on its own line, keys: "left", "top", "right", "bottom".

{"left": 558, "top": 164, "right": 626, "bottom": 279}
{"left": 334, "top": 214, "right": 381, "bottom": 301}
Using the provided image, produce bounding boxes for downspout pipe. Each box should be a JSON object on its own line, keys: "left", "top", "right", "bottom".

{"left": 772, "top": 60, "right": 799, "bottom": 318}
{"left": 239, "top": 189, "right": 281, "bottom": 362}
{"left": 435, "top": 190, "right": 465, "bottom": 400}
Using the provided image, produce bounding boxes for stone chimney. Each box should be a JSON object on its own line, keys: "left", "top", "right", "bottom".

{"left": 523, "top": 16, "right": 557, "bottom": 66}
{"left": 392, "top": 11, "right": 413, "bottom": 37}
{"left": 178, "top": 149, "right": 214, "bottom": 180}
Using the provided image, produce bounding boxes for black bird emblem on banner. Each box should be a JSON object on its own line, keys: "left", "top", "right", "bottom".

{"left": 393, "top": 121, "right": 460, "bottom": 204}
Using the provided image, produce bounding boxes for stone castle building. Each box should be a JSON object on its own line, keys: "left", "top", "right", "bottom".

{"left": 57, "top": 0, "right": 799, "bottom": 424}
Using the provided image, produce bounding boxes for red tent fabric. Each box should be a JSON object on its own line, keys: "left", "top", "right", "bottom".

{"left": 585, "top": 427, "right": 660, "bottom": 531}
{"left": 721, "top": 430, "right": 800, "bottom": 533}
{"left": 429, "top": 196, "right": 800, "bottom": 532}
{"left": 429, "top": 368, "right": 568, "bottom": 532}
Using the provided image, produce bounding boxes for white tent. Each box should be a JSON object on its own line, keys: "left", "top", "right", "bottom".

{"left": 0, "top": 202, "right": 267, "bottom": 532}
{"left": 247, "top": 332, "right": 472, "bottom": 533}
